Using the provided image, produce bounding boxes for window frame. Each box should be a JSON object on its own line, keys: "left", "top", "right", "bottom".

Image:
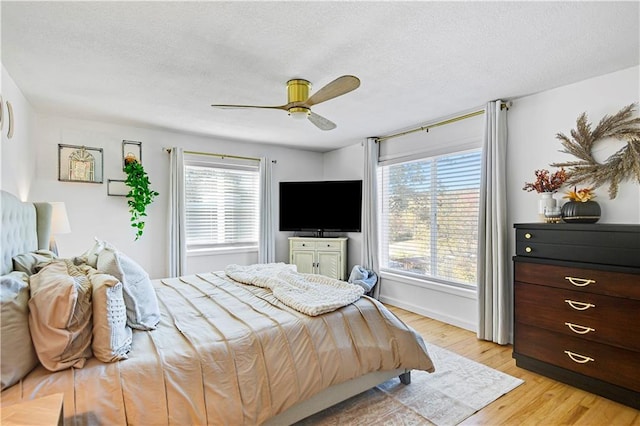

{"left": 377, "top": 147, "right": 482, "bottom": 291}
{"left": 183, "top": 154, "right": 260, "bottom": 255}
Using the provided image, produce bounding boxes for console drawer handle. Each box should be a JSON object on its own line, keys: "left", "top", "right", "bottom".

{"left": 564, "top": 350, "right": 594, "bottom": 364}
{"left": 565, "top": 276, "right": 596, "bottom": 287}
{"left": 564, "top": 300, "right": 596, "bottom": 310}
{"left": 564, "top": 322, "right": 595, "bottom": 334}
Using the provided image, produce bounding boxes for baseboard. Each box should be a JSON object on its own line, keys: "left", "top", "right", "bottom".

{"left": 380, "top": 295, "right": 477, "bottom": 332}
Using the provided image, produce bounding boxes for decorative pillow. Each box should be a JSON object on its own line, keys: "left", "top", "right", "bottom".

{"left": 28, "top": 259, "right": 93, "bottom": 371}
{"left": 89, "top": 271, "right": 132, "bottom": 362}
{"left": 1, "top": 271, "right": 39, "bottom": 390}
{"left": 74, "top": 237, "right": 108, "bottom": 268}
{"left": 97, "top": 247, "right": 160, "bottom": 330}
{"left": 12, "top": 250, "right": 57, "bottom": 276}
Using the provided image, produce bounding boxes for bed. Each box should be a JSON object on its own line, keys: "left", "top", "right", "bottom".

{"left": 0, "top": 190, "right": 435, "bottom": 425}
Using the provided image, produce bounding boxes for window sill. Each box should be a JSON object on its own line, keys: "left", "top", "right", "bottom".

{"left": 380, "top": 270, "right": 477, "bottom": 300}
{"left": 187, "top": 246, "right": 258, "bottom": 257}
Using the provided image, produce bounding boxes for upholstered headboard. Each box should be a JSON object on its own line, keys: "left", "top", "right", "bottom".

{"left": 1, "top": 190, "right": 52, "bottom": 275}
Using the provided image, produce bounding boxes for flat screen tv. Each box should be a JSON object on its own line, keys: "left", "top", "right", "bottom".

{"left": 279, "top": 180, "right": 362, "bottom": 235}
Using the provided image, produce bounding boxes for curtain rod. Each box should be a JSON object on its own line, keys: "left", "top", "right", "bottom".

{"left": 376, "top": 102, "right": 510, "bottom": 143}
{"left": 164, "top": 148, "right": 261, "bottom": 162}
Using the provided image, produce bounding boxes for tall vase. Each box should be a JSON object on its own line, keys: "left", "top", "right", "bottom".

{"left": 538, "top": 192, "right": 556, "bottom": 221}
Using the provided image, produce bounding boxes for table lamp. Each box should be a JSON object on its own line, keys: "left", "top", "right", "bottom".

{"left": 49, "top": 202, "right": 71, "bottom": 255}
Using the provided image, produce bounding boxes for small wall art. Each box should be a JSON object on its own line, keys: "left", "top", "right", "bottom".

{"left": 122, "top": 140, "right": 142, "bottom": 169}
{"left": 58, "top": 144, "right": 104, "bottom": 183}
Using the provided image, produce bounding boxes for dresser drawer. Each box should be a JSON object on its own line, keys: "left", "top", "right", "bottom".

{"left": 515, "top": 226, "right": 640, "bottom": 249}
{"left": 291, "top": 240, "right": 316, "bottom": 250}
{"left": 514, "top": 262, "right": 640, "bottom": 300}
{"left": 516, "top": 224, "right": 640, "bottom": 267}
{"left": 514, "top": 323, "right": 640, "bottom": 392}
{"left": 315, "top": 240, "right": 343, "bottom": 250}
{"left": 291, "top": 240, "right": 344, "bottom": 250}
{"left": 515, "top": 225, "right": 640, "bottom": 267}
{"left": 515, "top": 282, "right": 640, "bottom": 351}
{"left": 515, "top": 241, "right": 639, "bottom": 267}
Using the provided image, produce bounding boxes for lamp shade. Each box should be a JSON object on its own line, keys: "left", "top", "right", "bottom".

{"left": 50, "top": 202, "right": 71, "bottom": 235}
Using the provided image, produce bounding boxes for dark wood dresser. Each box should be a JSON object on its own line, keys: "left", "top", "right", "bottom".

{"left": 513, "top": 223, "right": 640, "bottom": 409}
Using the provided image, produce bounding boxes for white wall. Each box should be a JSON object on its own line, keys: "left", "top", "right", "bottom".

{"left": 4, "top": 63, "right": 638, "bottom": 330}
{"left": 323, "top": 142, "right": 365, "bottom": 273}
{"left": 1, "top": 79, "right": 325, "bottom": 278}
{"left": 327, "top": 65, "right": 640, "bottom": 332}
{"left": 1, "top": 65, "right": 37, "bottom": 199}
{"left": 508, "top": 66, "right": 640, "bottom": 227}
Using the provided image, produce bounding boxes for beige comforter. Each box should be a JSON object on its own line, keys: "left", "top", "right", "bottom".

{"left": 2, "top": 272, "right": 434, "bottom": 425}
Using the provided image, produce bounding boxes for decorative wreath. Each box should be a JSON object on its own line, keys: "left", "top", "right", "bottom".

{"left": 551, "top": 103, "right": 640, "bottom": 199}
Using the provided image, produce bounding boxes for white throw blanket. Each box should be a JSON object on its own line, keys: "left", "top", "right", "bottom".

{"left": 224, "top": 263, "right": 364, "bottom": 316}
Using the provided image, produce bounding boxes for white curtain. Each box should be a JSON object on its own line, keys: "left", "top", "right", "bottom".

{"left": 168, "top": 147, "right": 186, "bottom": 277}
{"left": 477, "top": 101, "right": 510, "bottom": 344}
{"left": 362, "top": 138, "right": 381, "bottom": 299}
{"left": 258, "top": 157, "right": 275, "bottom": 264}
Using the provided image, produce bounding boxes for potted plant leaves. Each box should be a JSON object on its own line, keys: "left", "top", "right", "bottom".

{"left": 124, "top": 154, "right": 159, "bottom": 240}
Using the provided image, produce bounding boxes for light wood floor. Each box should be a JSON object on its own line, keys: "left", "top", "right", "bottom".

{"left": 388, "top": 305, "right": 640, "bottom": 426}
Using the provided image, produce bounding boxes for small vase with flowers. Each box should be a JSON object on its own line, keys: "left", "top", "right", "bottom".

{"left": 522, "top": 168, "right": 568, "bottom": 221}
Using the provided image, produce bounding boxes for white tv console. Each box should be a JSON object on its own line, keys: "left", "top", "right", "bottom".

{"left": 288, "top": 237, "right": 348, "bottom": 280}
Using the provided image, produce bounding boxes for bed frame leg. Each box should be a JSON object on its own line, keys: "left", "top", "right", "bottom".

{"left": 399, "top": 371, "right": 411, "bottom": 385}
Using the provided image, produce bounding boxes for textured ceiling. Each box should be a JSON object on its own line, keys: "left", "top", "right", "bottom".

{"left": 2, "top": 1, "right": 639, "bottom": 152}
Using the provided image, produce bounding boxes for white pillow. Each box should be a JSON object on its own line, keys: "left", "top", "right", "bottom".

{"left": 89, "top": 271, "right": 132, "bottom": 362}
{"left": 96, "top": 247, "right": 160, "bottom": 330}
{"left": 12, "top": 249, "right": 57, "bottom": 275}
{"left": 75, "top": 237, "right": 108, "bottom": 268}
{"left": 28, "top": 260, "right": 93, "bottom": 371}
{"left": 1, "top": 271, "right": 38, "bottom": 390}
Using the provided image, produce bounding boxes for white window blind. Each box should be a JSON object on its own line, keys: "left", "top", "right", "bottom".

{"left": 184, "top": 155, "right": 259, "bottom": 251}
{"left": 378, "top": 149, "right": 482, "bottom": 288}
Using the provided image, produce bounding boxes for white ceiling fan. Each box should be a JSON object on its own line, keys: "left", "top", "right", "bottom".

{"left": 211, "top": 75, "right": 360, "bottom": 131}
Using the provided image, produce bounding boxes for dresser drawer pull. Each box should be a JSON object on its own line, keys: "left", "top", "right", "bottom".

{"left": 524, "top": 233, "right": 532, "bottom": 239}
{"left": 564, "top": 350, "right": 594, "bottom": 364}
{"left": 564, "top": 322, "right": 595, "bottom": 334}
{"left": 564, "top": 276, "right": 596, "bottom": 287}
{"left": 564, "top": 300, "right": 596, "bottom": 310}
{"left": 525, "top": 247, "right": 532, "bottom": 253}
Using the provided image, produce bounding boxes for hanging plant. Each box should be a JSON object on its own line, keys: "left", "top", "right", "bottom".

{"left": 551, "top": 103, "right": 640, "bottom": 199}
{"left": 124, "top": 156, "right": 159, "bottom": 240}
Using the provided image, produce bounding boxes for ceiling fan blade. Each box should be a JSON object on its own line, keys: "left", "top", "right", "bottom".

{"left": 211, "top": 104, "right": 289, "bottom": 110}
{"left": 304, "top": 75, "right": 360, "bottom": 107}
{"left": 308, "top": 111, "right": 337, "bottom": 131}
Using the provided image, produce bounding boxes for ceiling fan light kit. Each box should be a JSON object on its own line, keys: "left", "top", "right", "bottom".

{"left": 211, "top": 75, "right": 360, "bottom": 131}
{"left": 288, "top": 107, "right": 310, "bottom": 119}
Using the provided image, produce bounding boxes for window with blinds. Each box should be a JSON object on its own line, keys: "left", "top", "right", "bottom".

{"left": 184, "top": 155, "right": 259, "bottom": 251}
{"left": 377, "top": 149, "right": 481, "bottom": 288}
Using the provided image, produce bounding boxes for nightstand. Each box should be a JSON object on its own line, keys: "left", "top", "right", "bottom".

{"left": 1, "top": 393, "right": 63, "bottom": 426}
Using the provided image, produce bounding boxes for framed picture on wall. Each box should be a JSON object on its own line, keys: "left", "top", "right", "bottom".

{"left": 58, "top": 144, "right": 104, "bottom": 183}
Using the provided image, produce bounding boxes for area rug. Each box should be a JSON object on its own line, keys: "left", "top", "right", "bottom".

{"left": 296, "top": 343, "right": 524, "bottom": 426}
